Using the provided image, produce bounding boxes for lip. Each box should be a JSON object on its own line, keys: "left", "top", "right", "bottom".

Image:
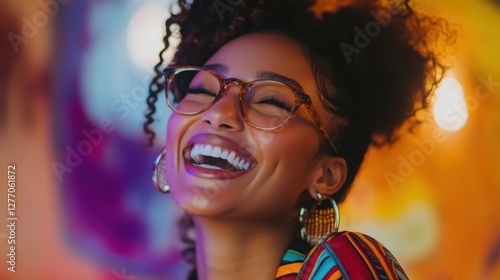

{"left": 182, "top": 133, "right": 258, "bottom": 179}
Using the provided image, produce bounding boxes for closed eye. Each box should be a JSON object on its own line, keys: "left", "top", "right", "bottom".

{"left": 256, "top": 95, "right": 293, "bottom": 112}
{"left": 187, "top": 86, "right": 217, "bottom": 97}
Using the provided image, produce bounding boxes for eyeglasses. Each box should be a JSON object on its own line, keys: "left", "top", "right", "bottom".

{"left": 163, "top": 66, "right": 338, "bottom": 154}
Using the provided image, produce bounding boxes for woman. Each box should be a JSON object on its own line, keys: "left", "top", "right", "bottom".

{"left": 144, "top": 0, "right": 452, "bottom": 279}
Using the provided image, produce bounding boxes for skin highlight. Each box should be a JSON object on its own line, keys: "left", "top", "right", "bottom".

{"left": 166, "top": 33, "right": 346, "bottom": 280}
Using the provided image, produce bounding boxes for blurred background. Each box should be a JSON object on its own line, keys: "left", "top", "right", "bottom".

{"left": 0, "top": 0, "right": 499, "bottom": 279}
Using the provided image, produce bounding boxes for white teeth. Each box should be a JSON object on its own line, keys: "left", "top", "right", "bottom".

{"left": 221, "top": 150, "right": 228, "bottom": 160}
{"left": 201, "top": 145, "right": 212, "bottom": 156}
{"left": 189, "top": 144, "right": 253, "bottom": 171}
{"left": 198, "top": 164, "right": 223, "bottom": 170}
{"left": 227, "top": 151, "right": 235, "bottom": 163}
{"left": 190, "top": 145, "right": 201, "bottom": 163}
{"left": 190, "top": 146, "right": 196, "bottom": 159}
{"left": 211, "top": 146, "right": 222, "bottom": 157}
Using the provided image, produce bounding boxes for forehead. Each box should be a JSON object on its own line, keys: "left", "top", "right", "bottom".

{"left": 204, "top": 32, "right": 314, "bottom": 87}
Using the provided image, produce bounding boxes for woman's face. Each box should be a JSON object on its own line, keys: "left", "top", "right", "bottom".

{"left": 166, "top": 32, "right": 333, "bottom": 223}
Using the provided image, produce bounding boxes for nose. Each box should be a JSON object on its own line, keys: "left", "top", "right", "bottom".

{"left": 201, "top": 86, "right": 244, "bottom": 131}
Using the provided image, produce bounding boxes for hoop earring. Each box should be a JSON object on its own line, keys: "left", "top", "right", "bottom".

{"left": 152, "top": 148, "right": 170, "bottom": 193}
{"left": 299, "top": 193, "right": 340, "bottom": 245}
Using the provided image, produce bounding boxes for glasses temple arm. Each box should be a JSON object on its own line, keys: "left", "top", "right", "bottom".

{"left": 305, "top": 106, "right": 339, "bottom": 155}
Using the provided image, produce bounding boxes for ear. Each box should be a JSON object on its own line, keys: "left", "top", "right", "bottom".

{"left": 306, "top": 156, "right": 347, "bottom": 199}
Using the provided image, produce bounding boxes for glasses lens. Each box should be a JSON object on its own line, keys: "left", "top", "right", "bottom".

{"left": 244, "top": 81, "right": 298, "bottom": 129}
{"left": 167, "top": 69, "right": 220, "bottom": 113}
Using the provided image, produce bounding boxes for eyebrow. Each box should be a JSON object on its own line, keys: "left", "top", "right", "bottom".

{"left": 256, "top": 71, "right": 304, "bottom": 92}
{"left": 204, "top": 63, "right": 229, "bottom": 73}
{"left": 204, "top": 63, "right": 305, "bottom": 92}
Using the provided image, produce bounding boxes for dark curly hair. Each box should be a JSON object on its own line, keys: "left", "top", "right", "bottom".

{"left": 143, "top": 0, "right": 454, "bottom": 277}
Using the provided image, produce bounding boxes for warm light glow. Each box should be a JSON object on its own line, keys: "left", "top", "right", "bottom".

{"left": 127, "top": 4, "right": 169, "bottom": 70}
{"left": 433, "top": 75, "right": 468, "bottom": 132}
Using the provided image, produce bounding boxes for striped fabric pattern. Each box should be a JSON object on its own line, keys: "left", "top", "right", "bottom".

{"left": 276, "top": 231, "right": 409, "bottom": 280}
{"left": 276, "top": 238, "right": 312, "bottom": 280}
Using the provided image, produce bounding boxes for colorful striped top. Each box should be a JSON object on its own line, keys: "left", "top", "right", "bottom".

{"left": 276, "top": 231, "right": 409, "bottom": 280}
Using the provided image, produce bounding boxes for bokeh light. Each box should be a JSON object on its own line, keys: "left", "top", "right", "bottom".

{"left": 433, "top": 75, "right": 468, "bottom": 132}
{"left": 127, "top": 3, "right": 169, "bottom": 70}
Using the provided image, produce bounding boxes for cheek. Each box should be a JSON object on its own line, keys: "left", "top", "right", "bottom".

{"left": 251, "top": 125, "right": 321, "bottom": 195}
{"left": 166, "top": 115, "right": 181, "bottom": 159}
{"left": 255, "top": 122, "right": 321, "bottom": 163}
{"left": 165, "top": 114, "right": 191, "bottom": 187}
{"left": 165, "top": 114, "right": 203, "bottom": 212}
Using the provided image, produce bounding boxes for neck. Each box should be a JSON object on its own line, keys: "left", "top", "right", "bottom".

{"left": 192, "top": 217, "right": 294, "bottom": 280}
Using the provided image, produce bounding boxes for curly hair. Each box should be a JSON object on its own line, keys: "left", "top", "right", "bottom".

{"left": 143, "top": 0, "right": 454, "bottom": 276}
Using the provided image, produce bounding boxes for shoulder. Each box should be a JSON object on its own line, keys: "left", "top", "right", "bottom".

{"left": 299, "top": 231, "right": 409, "bottom": 280}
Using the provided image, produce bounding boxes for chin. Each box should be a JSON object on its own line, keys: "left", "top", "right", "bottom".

{"left": 170, "top": 183, "right": 232, "bottom": 218}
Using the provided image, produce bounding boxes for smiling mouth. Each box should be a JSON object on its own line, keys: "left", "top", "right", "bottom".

{"left": 185, "top": 143, "right": 256, "bottom": 172}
